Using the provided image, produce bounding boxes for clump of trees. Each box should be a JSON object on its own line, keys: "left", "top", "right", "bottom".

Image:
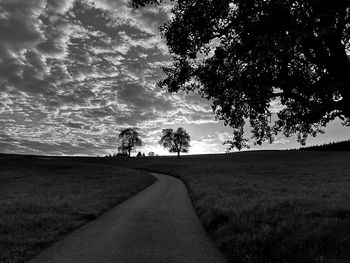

{"left": 132, "top": 0, "right": 350, "bottom": 150}
{"left": 116, "top": 127, "right": 191, "bottom": 158}
{"left": 159, "top": 127, "right": 191, "bottom": 158}
{"left": 136, "top": 151, "right": 146, "bottom": 157}
{"left": 116, "top": 152, "right": 128, "bottom": 157}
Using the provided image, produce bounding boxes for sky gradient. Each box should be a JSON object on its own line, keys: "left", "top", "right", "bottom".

{"left": 0, "top": 0, "right": 349, "bottom": 156}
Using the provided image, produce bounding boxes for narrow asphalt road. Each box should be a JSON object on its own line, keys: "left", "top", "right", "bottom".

{"left": 27, "top": 172, "right": 227, "bottom": 263}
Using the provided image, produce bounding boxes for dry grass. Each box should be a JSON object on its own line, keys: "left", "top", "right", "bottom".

{"left": 0, "top": 154, "right": 155, "bottom": 263}
{"left": 109, "top": 151, "right": 350, "bottom": 263}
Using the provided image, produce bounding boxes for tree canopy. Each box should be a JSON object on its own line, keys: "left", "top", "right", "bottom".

{"left": 133, "top": 0, "right": 350, "bottom": 148}
{"left": 118, "top": 128, "right": 142, "bottom": 157}
{"left": 159, "top": 127, "right": 190, "bottom": 158}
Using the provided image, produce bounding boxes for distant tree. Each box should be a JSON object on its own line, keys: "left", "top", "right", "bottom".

{"left": 137, "top": 151, "right": 142, "bottom": 157}
{"left": 117, "top": 145, "right": 128, "bottom": 156}
{"left": 116, "top": 151, "right": 128, "bottom": 157}
{"left": 118, "top": 128, "right": 143, "bottom": 157}
{"left": 223, "top": 128, "right": 250, "bottom": 152}
{"left": 159, "top": 127, "right": 190, "bottom": 158}
{"left": 133, "top": 0, "right": 350, "bottom": 149}
{"left": 148, "top": 151, "right": 155, "bottom": 157}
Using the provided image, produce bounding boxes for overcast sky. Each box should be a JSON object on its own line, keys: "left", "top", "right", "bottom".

{"left": 0, "top": 0, "right": 348, "bottom": 156}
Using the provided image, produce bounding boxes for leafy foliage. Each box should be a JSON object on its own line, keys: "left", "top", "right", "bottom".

{"left": 159, "top": 127, "right": 190, "bottom": 158}
{"left": 133, "top": 0, "right": 350, "bottom": 149}
{"left": 223, "top": 127, "right": 250, "bottom": 151}
{"left": 118, "top": 128, "right": 142, "bottom": 157}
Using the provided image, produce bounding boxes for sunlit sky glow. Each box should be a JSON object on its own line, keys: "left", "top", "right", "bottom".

{"left": 0, "top": 0, "right": 348, "bottom": 156}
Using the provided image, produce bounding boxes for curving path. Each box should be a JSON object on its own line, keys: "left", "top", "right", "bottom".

{"left": 27, "top": 172, "right": 227, "bottom": 263}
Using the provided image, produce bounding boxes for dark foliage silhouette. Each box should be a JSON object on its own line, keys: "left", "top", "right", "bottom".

{"left": 159, "top": 127, "right": 190, "bottom": 158}
{"left": 133, "top": 0, "right": 350, "bottom": 149}
{"left": 223, "top": 127, "right": 250, "bottom": 151}
{"left": 118, "top": 128, "right": 142, "bottom": 157}
{"left": 116, "top": 152, "right": 128, "bottom": 157}
{"left": 299, "top": 140, "right": 350, "bottom": 151}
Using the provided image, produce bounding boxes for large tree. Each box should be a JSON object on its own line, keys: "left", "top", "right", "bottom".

{"left": 159, "top": 127, "right": 190, "bottom": 158}
{"left": 133, "top": 0, "right": 350, "bottom": 148}
{"left": 118, "top": 128, "right": 142, "bottom": 157}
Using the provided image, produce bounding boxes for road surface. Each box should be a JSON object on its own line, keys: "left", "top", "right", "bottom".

{"left": 27, "top": 172, "right": 227, "bottom": 263}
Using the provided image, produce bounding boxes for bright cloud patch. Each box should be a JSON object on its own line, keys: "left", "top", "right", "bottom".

{"left": 0, "top": 0, "right": 221, "bottom": 156}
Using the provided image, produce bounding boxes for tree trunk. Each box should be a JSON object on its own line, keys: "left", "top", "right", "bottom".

{"left": 177, "top": 151, "right": 180, "bottom": 159}
{"left": 128, "top": 149, "right": 131, "bottom": 158}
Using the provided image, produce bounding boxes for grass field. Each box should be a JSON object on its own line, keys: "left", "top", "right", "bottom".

{"left": 0, "top": 154, "right": 155, "bottom": 263}
{"left": 108, "top": 151, "right": 350, "bottom": 263}
{"left": 2, "top": 151, "right": 350, "bottom": 263}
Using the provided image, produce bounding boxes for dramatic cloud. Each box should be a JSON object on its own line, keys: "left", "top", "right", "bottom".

{"left": 0, "top": 0, "right": 224, "bottom": 156}
{"left": 1, "top": 0, "right": 347, "bottom": 156}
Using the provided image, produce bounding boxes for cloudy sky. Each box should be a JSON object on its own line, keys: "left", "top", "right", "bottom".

{"left": 0, "top": 0, "right": 348, "bottom": 156}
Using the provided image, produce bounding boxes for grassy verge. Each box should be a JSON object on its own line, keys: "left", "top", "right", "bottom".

{"left": 0, "top": 155, "right": 155, "bottom": 263}
{"left": 108, "top": 151, "right": 350, "bottom": 263}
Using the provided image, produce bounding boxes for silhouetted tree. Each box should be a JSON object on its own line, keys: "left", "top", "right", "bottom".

{"left": 159, "top": 127, "right": 190, "bottom": 158}
{"left": 118, "top": 128, "right": 142, "bottom": 157}
{"left": 116, "top": 151, "right": 128, "bottom": 157}
{"left": 223, "top": 128, "right": 250, "bottom": 152}
{"left": 148, "top": 151, "right": 155, "bottom": 157}
{"left": 117, "top": 145, "right": 128, "bottom": 156}
{"left": 133, "top": 0, "right": 350, "bottom": 149}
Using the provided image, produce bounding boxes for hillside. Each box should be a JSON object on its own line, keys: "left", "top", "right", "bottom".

{"left": 299, "top": 140, "right": 350, "bottom": 151}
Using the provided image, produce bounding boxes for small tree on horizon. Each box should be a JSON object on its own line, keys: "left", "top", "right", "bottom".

{"left": 118, "top": 128, "right": 142, "bottom": 157}
{"left": 159, "top": 127, "right": 190, "bottom": 158}
{"left": 223, "top": 127, "right": 251, "bottom": 152}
